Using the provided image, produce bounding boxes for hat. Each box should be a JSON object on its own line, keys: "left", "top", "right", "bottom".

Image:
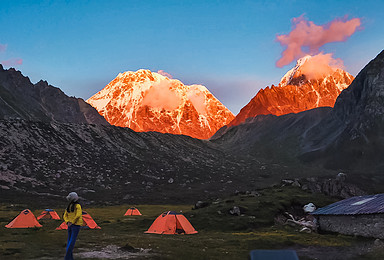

{"left": 66, "top": 192, "right": 79, "bottom": 202}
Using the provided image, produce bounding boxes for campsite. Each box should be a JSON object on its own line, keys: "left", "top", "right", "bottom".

{"left": 1, "top": 2, "right": 384, "bottom": 258}
{"left": 1, "top": 186, "right": 384, "bottom": 259}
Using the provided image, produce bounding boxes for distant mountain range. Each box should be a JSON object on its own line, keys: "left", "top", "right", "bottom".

{"left": 86, "top": 69, "right": 234, "bottom": 139}
{"left": 1, "top": 50, "right": 384, "bottom": 204}
{"left": 0, "top": 65, "right": 108, "bottom": 125}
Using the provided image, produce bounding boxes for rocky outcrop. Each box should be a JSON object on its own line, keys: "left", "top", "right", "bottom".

{"left": 0, "top": 65, "right": 109, "bottom": 125}
{"left": 87, "top": 69, "right": 234, "bottom": 139}
{"left": 282, "top": 174, "right": 366, "bottom": 199}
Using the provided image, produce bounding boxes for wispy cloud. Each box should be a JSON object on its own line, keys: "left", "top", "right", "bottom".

{"left": 276, "top": 15, "right": 361, "bottom": 67}
{"left": 1, "top": 58, "right": 23, "bottom": 66}
{"left": 0, "top": 44, "right": 7, "bottom": 53}
{"left": 157, "top": 70, "right": 173, "bottom": 79}
{"left": 0, "top": 43, "right": 23, "bottom": 67}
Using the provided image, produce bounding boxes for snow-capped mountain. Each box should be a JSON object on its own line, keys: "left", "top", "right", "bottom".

{"left": 228, "top": 55, "right": 354, "bottom": 126}
{"left": 87, "top": 69, "right": 234, "bottom": 139}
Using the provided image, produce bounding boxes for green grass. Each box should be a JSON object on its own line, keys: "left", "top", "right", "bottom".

{"left": 185, "top": 186, "right": 338, "bottom": 232}
{"left": 0, "top": 187, "right": 381, "bottom": 259}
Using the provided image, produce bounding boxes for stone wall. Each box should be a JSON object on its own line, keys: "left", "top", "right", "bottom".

{"left": 318, "top": 214, "right": 384, "bottom": 238}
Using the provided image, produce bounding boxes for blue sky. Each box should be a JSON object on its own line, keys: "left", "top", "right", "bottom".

{"left": 0, "top": 0, "right": 383, "bottom": 114}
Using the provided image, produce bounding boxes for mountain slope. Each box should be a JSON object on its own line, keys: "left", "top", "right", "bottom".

{"left": 0, "top": 119, "right": 272, "bottom": 204}
{"left": 301, "top": 50, "right": 384, "bottom": 170}
{"left": 228, "top": 55, "right": 354, "bottom": 127}
{"left": 87, "top": 69, "right": 234, "bottom": 139}
{"left": 0, "top": 65, "right": 109, "bottom": 125}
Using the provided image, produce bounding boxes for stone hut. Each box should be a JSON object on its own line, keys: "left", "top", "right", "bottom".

{"left": 311, "top": 194, "right": 384, "bottom": 238}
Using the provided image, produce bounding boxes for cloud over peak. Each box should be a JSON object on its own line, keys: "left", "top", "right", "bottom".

{"left": 300, "top": 52, "right": 344, "bottom": 80}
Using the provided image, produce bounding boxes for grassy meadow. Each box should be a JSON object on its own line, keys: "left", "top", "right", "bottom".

{"left": 1, "top": 187, "right": 384, "bottom": 259}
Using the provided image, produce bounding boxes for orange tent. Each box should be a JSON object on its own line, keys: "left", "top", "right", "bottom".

{"left": 5, "top": 209, "right": 42, "bottom": 228}
{"left": 124, "top": 207, "right": 142, "bottom": 216}
{"left": 145, "top": 211, "right": 197, "bottom": 235}
{"left": 37, "top": 209, "right": 60, "bottom": 220}
{"left": 56, "top": 211, "right": 100, "bottom": 230}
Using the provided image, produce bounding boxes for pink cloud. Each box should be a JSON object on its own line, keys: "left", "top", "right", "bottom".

{"left": 1, "top": 58, "right": 23, "bottom": 67}
{"left": 276, "top": 15, "right": 361, "bottom": 67}
{"left": 157, "top": 70, "right": 173, "bottom": 79}
{"left": 0, "top": 44, "right": 7, "bottom": 53}
{"left": 300, "top": 52, "right": 344, "bottom": 80}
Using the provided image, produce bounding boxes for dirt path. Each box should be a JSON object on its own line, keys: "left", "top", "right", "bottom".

{"left": 76, "top": 245, "right": 153, "bottom": 259}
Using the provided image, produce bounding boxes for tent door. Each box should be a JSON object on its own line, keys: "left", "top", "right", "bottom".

{"left": 175, "top": 218, "right": 185, "bottom": 234}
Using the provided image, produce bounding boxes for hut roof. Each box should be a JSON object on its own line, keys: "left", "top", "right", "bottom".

{"left": 312, "top": 194, "right": 384, "bottom": 215}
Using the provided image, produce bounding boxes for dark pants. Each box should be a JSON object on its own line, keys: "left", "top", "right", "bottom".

{"left": 65, "top": 224, "right": 80, "bottom": 260}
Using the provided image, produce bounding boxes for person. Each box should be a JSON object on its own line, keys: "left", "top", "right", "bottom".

{"left": 63, "top": 192, "right": 83, "bottom": 260}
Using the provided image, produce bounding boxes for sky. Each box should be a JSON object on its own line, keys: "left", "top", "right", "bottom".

{"left": 0, "top": 0, "right": 383, "bottom": 114}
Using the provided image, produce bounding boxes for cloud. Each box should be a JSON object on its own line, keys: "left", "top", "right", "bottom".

{"left": 1, "top": 58, "right": 23, "bottom": 66}
{"left": 157, "top": 70, "right": 173, "bottom": 79}
{"left": 0, "top": 44, "right": 22, "bottom": 67}
{"left": 300, "top": 52, "right": 344, "bottom": 80}
{"left": 187, "top": 85, "right": 207, "bottom": 115}
{"left": 276, "top": 15, "right": 361, "bottom": 67}
{"left": 142, "top": 79, "right": 181, "bottom": 110}
{"left": 0, "top": 44, "right": 7, "bottom": 53}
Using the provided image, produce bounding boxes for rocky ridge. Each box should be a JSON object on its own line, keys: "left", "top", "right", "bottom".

{"left": 0, "top": 65, "right": 108, "bottom": 125}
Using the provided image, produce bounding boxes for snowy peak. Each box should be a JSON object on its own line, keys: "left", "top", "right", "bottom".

{"left": 279, "top": 55, "right": 313, "bottom": 86}
{"left": 227, "top": 56, "right": 354, "bottom": 127}
{"left": 279, "top": 54, "right": 352, "bottom": 87}
{"left": 87, "top": 69, "right": 234, "bottom": 139}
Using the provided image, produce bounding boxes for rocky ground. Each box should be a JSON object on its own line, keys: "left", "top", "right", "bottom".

{"left": 0, "top": 119, "right": 274, "bottom": 205}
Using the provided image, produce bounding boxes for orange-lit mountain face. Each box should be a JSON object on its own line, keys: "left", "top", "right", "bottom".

{"left": 229, "top": 55, "right": 354, "bottom": 126}
{"left": 87, "top": 70, "right": 234, "bottom": 139}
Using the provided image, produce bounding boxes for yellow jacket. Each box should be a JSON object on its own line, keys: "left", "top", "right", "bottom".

{"left": 63, "top": 203, "right": 83, "bottom": 226}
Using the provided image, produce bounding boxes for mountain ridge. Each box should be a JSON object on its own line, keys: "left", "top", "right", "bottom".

{"left": 0, "top": 64, "right": 109, "bottom": 125}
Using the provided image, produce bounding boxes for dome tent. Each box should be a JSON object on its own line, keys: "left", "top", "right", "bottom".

{"left": 5, "top": 209, "right": 42, "bottom": 228}
{"left": 124, "top": 207, "right": 142, "bottom": 216}
{"left": 145, "top": 211, "right": 197, "bottom": 235}
{"left": 37, "top": 209, "right": 61, "bottom": 220}
{"left": 56, "top": 211, "right": 100, "bottom": 230}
